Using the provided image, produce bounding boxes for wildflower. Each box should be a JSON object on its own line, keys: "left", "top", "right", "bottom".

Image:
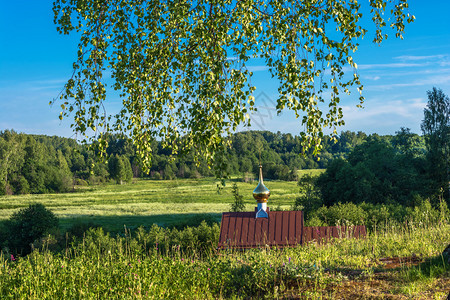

{"left": 207, "top": 268, "right": 210, "bottom": 271}
{"left": 289, "top": 257, "right": 291, "bottom": 263}
{"left": 181, "top": 258, "right": 184, "bottom": 261}
{"left": 10, "top": 255, "right": 15, "bottom": 261}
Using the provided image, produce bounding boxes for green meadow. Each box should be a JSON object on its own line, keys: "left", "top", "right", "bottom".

{"left": 0, "top": 174, "right": 310, "bottom": 232}
{"left": 0, "top": 171, "right": 449, "bottom": 298}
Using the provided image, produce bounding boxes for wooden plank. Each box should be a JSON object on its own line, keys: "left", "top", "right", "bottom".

{"left": 240, "top": 214, "right": 250, "bottom": 246}
{"left": 303, "top": 226, "right": 310, "bottom": 244}
{"left": 309, "top": 227, "right": 315, "bottom": 241}
{"left": 261, "top": 217, "right": 269, "bottom": 245}
{"left": 299, "top": 211, "right": 304, "bottom": 245}
{"left": 218, "top": 213, "right": 230, "bottom": 247}
{"left": 356, "top": 226, "right": 361, "bottom": 238}
{"left": 275, "top": 212, "right": 283, "bottom": 244}
{"left": 234, "top": 213, "right": 243, "bottom": 245}
{"left": 313, "top": 227, "right": 320, "bottom": 241}
{"left": 268, "top": 212, "right": 276, "bottom": 243}
{"left": 330, "top": 226, "right": 337, "bottom": 239}
{"left": 361, "top": 225, "right": 367, "bottom": 237}
{"left": 227, "top": 213, "right": 237, "bottom": 246}
{"left": 281, "top": 212, "right": 290, "bottom": 245}
{"left": 288, "top": 211, "right": 296, "bottom": 244}
{"left": 320, "top": 227, "right": 327, "bottom": 243}
{"left": 247, "top": 217, "right": 256, "bottom": 246}
{"left": 254, "top": 218, "right": 263, "bottom": 246}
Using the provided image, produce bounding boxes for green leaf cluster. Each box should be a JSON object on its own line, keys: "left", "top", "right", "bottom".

{"left": 53, "top": 0, "right": 414, "bottom": 174}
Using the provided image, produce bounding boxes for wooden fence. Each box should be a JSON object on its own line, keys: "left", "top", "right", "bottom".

{"left": 218, "top": 210, "right": 367, "bottom": 249}
{"left": 302, "top": 225, "right": 367, "bottom": 244}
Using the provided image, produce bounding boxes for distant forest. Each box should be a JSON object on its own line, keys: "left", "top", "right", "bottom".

{"left": 0, "top": 129, "right": 422, "bottom": 181}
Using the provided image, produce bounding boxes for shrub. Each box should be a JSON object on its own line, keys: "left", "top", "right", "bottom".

{"left": 293, "top": 174, "right": 322, "bottom": 216}
{"left": 311, "top": 202, "right": 367, "bottom": 226}
{"left": 133, "top": 221, "right": 220, "bottom": 255}
{"left": 67, "top": 221, "right": 102, "bottom": 239}
{"left": 4, "top": 203, "right": 59, "bottom": 255}
{"left": 230, "top": 183, "right": 245, "bottom": 212}
{"left": 12, "top": 176, "right": 30, "bottom": 194}
{"left": 304, "top": 215, "right": 327, "bottom": 227}
{"left": 152, "top": 171, "right": 162, "bottom": 180}
{"left": 74, "top": 178, "right": 89, "bottom": 186}
{"left": 359, "top": 202, "right": 391, "bottom": 230}
{"left": 410, "top": 199, "right": 442, "bottom": 227}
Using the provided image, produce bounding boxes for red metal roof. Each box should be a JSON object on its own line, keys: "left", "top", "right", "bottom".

{"left": 218, "top": 210, "right": 304, "bottom": 249}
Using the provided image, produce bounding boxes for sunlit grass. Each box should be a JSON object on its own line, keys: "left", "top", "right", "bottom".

{"left": 0, "top": 172, "right": 448, "bottom": 298}
{"left": 0, "top": 176, "right": 300, "bottom": 230}
{"left": 297, "top": 169, "right": 325, "bottom": 177}
{"left": 0, "top": 222, "right": 448, "bottom": 299}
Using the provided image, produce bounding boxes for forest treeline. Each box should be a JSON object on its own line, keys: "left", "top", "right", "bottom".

{"left": 0, "top": 128, "right": 428, "bottom": 193}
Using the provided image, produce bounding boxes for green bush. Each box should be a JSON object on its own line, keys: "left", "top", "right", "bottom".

{"left": 305, "top": 199, "right": 448, "bottom": 231}
{"left": 3, "top": 203, "right": 59, "bottom": 255}
{"left": 311, "top": 202, "right": 367, "bottom": 226}
{"left": 359, "top": 202, "right": 391, "bottom": 230}
{"left": 230, "top": 183, "right": 245, "bottom": 212}
{"left": 67, "top": 221, "right": 102, "bottom": 239}
{"left": 133, "top": 221, "right": 220, "bottom": 255}
{"left": 293, "top": 174, "right": 322, "bottom": 217}
{"left": 410, "top": 199, "right": 443, "bottom": 227}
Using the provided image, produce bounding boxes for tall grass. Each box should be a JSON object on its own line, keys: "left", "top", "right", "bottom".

{"left": 1, "top": 221, "right": 448, "bottom": 299}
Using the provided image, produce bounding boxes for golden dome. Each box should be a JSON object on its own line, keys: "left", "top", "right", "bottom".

{"left": 253, "top": 165, "right": 270, "bottom": 203}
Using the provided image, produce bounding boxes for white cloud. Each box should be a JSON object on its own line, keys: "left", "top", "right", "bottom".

{"left": 340, "top": 96, "right": 427, "bottom": 134}
{"left": 394, "top": 54, "right": 447, "bottom": 61}
{"left": 393, "top": 54, "right": 450, "bottom": 68}
{"left": 357, "top": 63, "right": 425, "bottom": 70}
{"left": 363, "top": 75, "right": 381, "bottom": 81}
{"left": 247, "top": 65, "right": 270, "bottom": 72}
{"left": 367, "top": 74, "right": 450, "bottom": 91}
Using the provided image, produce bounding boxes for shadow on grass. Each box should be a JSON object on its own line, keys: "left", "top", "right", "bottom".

{"left": 57, "top": 212, "right": 223, "bottom": 233}
{"left": 324, "top": 253, "right": 450, "bottom": 282}
{"left": 395, "top": 254, "right": 450, "bottom": 280}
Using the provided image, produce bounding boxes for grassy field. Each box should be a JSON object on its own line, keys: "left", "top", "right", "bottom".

{"left": 0, "top": 174, "right": 313, "bottom": 231}
{"left": 1, "top": 170, "right": 449, "bottom": 298}
{"left": 0, "top": 222, "right": 448, "bottom": 299}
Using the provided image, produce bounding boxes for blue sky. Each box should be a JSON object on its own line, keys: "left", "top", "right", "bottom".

{"left": 1, "top": 1, "right": 449, "bottom": 139}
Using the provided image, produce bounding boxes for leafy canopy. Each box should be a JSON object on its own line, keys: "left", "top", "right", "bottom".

{"left": 420, "top": 87, "right": 450, "bottom": 200}
{"left": 53, "top": 0, "right": 413, "bottom": 174}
